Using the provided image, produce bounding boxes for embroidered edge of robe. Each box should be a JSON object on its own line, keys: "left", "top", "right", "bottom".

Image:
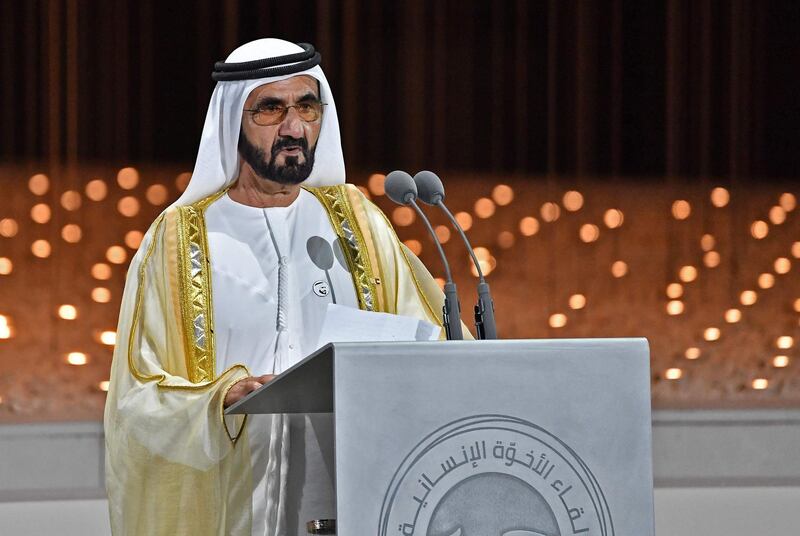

{"left": 104, "top": 184, "right": 460, "bottom": 535}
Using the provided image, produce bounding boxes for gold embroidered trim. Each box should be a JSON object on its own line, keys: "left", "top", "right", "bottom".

{"left": 306, "top": 185, "right": 379, "bottom": 312}
{"left": 344, "top": 186, "right": 388, "bottom": 313}
{"left": 125, "top": 203, "right": 250, "bottom": 444}
{"left": 374, "top": 208, "right": 443, "bottom": 326}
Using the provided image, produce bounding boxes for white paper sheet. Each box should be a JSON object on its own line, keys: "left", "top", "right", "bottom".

{"left": 315, "top": 304, "right": 441, "bottom": 349}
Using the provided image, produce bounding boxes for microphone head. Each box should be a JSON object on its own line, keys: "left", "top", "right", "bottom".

{"left": 413, "top": 170, "right": 445, "bottom": 205}
{"left": 384, "top": 170, "right": 418, "bottom": 205}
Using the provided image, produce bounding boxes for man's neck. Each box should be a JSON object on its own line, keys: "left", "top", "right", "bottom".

{"left": 227, "top": 163, "right": 302, "bottom": 208}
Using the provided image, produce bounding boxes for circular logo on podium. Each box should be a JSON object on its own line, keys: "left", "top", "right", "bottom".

{"left": 378, "top": 414, "right": 613, "bottom": 536}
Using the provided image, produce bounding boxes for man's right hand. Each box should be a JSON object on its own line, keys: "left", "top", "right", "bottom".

{"left": 224, "top": 374, "right": 275, "bottom": 408}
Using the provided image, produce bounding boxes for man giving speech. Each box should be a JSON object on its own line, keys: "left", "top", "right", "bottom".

{"left": 104, "top": 38, "right": 451, "bottom": 535}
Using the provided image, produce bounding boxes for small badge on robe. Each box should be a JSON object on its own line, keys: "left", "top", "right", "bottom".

{"left": 313, "top": 280, "right": 330, "bottom": 297}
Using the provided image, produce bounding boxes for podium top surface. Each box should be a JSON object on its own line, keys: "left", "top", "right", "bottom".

{"left": 225, "top": 337, "right": 649, "bottom": 415}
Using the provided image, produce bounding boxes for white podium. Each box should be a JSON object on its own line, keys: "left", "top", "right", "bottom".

{"left": 227, "top": 338, "right": 654, "bottom": 536}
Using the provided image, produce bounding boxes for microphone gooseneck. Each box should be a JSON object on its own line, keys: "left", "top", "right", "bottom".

{"left": 384, "top": 171, "right": 463, "bottom": 340}
{"left": 413, "top": 170, "right": 498, "bottom": 340}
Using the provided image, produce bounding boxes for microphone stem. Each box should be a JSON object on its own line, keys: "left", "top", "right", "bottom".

{"left": 409, "top": 200, "right": 453, "bottom": 283}
{"left": 436, "top": 199, "right": 498, "bottom": 339}
{"left": 408, "top": 199, "right": 463, "bottom": 340}
{"left": 436, "top": 201, "right": 485, "bottom": 282}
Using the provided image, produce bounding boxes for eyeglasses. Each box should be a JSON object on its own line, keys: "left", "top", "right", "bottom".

{"left": 243, "top": 100, "right": 327, "bottom": 126}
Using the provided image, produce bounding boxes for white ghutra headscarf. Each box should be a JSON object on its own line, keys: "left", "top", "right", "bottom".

{"left": 175, "top": 38, "right": 346, "bottom": 207}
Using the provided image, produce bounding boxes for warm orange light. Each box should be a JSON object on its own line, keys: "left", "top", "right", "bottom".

{"left": 117, "top": 196, "right": 141, "bottom": 217}
{"left": 710, "top": 187, "right": 730, "bottom": 207}
{"left": 91, "top": 287, "right": 112, "bottom": 303}
{"left": 85, "top": 179, "right": 108, "bottom": 201}
{"left": 540, "top": 202, "right": 561, "bottom": 222}
{"left": 474, "top": 198, "right": 496, "bottom": 219}
{"left": 750, "top": 220, "right": 768, "bottom": 239}
{"left": 751, "top": 378, "right": 768, "bottom": 390}
{"left": 470, "top": 251, "right": 497, "bottom": 277}
{"left": 403, "top": 239, "right": 422, "bottom": 256}
{"left": 724, "top": 308, "right": 742, "bottom": 323}
{"left": 455, "top": 212, "right": 473, "bottom": 231}
{"left": 758, "top": 273, "right": 775, "bottom": 289}
{"left": 569, "top": 294, "right": 586, "bottom": 310}
{"left": 700, "top": 234, "right": 715, "bottom": 251}
{"left": 106, "top": 246, "right": 128, "bottom": 264}
{"left": 60, "top": 190, "right": 81, "bottom": 211}
{"left": 779, "top": 192, "right": 797, "bottom": 212}
{"left": 793, "top": 242, "right": 800, "bottom": 259}
{"left": 685, "top": 347, "right": 701, "bottom": 360}
{"left": 603, "top": 209, "right": 624, "bottom": 229}
{"left": 367, "top": 173, "right": 386, "bottom": 196}
{"left": 492, "top": 184, "right": 514, "bottom": 206}
{"left": 672, "top": 200, "right": 691, "bottom": 220}
{"left": 30, "top": 203, "right": 52, "bottom": 224}
{"left": 125, "top": 230, "right": 144, "bottom": 250}
{"left": 61, "top": 224, "right": 82, "bottom": 243}
{"left": 579, "top": 224, "right": 600, "bottom": 243}
{"left": 497, "top": 231, "right": 515, "bottom": 249}
{"left": 435, "top": 225, "right": 451, "bottom": 243}
{"left": 679, "top": 265, "right": 698, "bottom": 283}
{"left": 666, "top": 300, "right": 684, "bottom": 315}
{"left": 549, "top": 313, "right": 567, "bottom": 328}
{"left": 175, "top": 172, "right": 191, "bottom": 192}
{"left": 776, "top": 336, "right": 794, "bottom": 349}
{"left": 58, "top": 304, "right": 78, "bottom": 320}
{"left": 740, "top": 290, "right": 758, "bottom": 306}
{"left": 794, "top": 298, "right": 800, "bottom": 313}
{"left": 774, "top": 257, "right": 791, "bottom": 274}
{"left": 100, "top": 331, "right": 117, "bottom": 345}
{"left": 703, "top": 251, "right": 720, "bottom": 268}
{"left": 392, "top": 206, "right": 415, "bottom": 227}
{"left": 0, "top": 258, "right": 12, "bottom": 275}
{"left": 665, "top": 368, "right": 683, "bottom": 380}
{"left": 704, "top": 327, "right": 721, "bottom": 341}
{"left": 91, "top": 263, "right": 112, "bottom": 280}
{"left": 0, "top": 218, "right": 19, "bottom": 238}
{"left": 66, "top": 352, "right": 88, "bottom": 366}
{"left": 562, "top": 191, "right": 584, "bottom": 212}
{"left": 28, "top": 174, "right": 50, "bottom": 195}
{"left": 773, "top": 355, "right": 790, "bottom": 368}
{"left": 611, "top": 261, "right": 628, "bottom": 278}
{"left": 146, "top": 184, "right": 169, "bottom": 205}
{"left": 519, "top": 217, "right": 539, "bottom": 236}
{"left": 473, "top": 247, "right": 491, "bottom": 261}
{"left": 666, "top": 283, "right": 683, "bottom": 299}
{"left": 769, "top": 206, "right": 786, "bottom": 225}
{"left": 434, "top": 278, "right": 445, "bottom": 290}
{"left": 31, "top": 239, "right": 51, "bottom": 258}
{"left": 117, "top": 167, "right": 140, "bottom": 189}
{"left": 98, "top": 381, "right": 111, "bottom": 392}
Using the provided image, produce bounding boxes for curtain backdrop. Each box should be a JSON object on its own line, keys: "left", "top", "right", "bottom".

{"left": 0, "top": 0, "right": 797, "bottom": 179}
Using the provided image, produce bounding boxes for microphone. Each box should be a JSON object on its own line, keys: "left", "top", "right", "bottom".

{"left": 414, "top": 170, "right": 498, "bottom": 339}
{"left": 384, "top": 170, "right": 463, "bottom": 340}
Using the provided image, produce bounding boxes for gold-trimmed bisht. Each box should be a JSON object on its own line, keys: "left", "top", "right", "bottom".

{"left": 307, "top": 184, "right": 383, "bottom": 313}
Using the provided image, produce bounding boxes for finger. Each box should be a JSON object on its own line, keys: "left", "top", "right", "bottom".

{"left": 257, "top": 374, "right": 276, "bottom": 383}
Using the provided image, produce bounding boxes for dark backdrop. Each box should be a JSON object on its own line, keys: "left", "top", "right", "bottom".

{"left": 0, "top": 0, "right": 797, "bottom": 179}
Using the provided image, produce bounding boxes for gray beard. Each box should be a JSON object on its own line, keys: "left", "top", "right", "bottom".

{"left": 237, "top": 128, "right": 316, "bottom": 185}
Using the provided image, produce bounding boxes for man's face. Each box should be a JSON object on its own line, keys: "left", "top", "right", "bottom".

{"left": 238, "top": 75, "right": 322, "bottom": 185}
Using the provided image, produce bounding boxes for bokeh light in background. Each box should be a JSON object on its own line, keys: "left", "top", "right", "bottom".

{"left": 85, "top": 179, "right": 108, "bottom": 201}
{"left": 562, "top": 191, "right": 584, "bottom": 212}
{"left": 710, "top": 187, "right": 730, "bottom": 207}
{"left": 1, "top": 165, "right": 799, "bottom": 420}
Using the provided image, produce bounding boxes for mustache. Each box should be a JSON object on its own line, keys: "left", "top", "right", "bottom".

{"left": 271, "top": 136, "right": 309, "bottom": 157}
